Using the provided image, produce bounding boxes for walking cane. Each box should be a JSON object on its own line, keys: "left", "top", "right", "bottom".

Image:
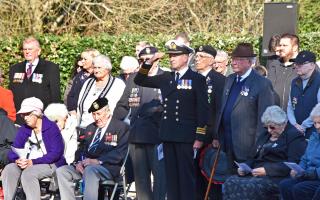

{"left": 204, "top": 144, "right": 221, "bottom": 200}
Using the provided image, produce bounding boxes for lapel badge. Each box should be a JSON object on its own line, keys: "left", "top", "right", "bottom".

{"left": 292, "top": 97, "right": 298, "bottom": 110}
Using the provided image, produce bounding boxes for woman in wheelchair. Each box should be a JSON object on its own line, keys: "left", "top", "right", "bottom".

{"left": 1, "top": 97, "right": 66, "bottom": 200}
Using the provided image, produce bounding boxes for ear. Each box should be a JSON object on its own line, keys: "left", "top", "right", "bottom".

{"left": 36, "top": 48, "right": 41, "bottom": 56}
{"left": 292, "top": 44, "right": 298, "bottom": 53}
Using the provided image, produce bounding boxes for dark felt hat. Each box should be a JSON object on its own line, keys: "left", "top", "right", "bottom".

{"left": 165, "top": 40, "right": 193, "bottom": 55}
{"left": 138, "top": 46, "right": 158, "bottom": 57}
{"left": 88, "top": 98, "right": 109, "bottom": 113}
{"left": 199, "top": 145, "right": 230, "bottom": 183}
{"left": 195, "top": 45, "right": 217, "bottom": 57}
{"left": 231, "top": 43, "right": 256, "bottom": 58}
{"left": 291, "top": 50, "right": 316, "bottom": 64}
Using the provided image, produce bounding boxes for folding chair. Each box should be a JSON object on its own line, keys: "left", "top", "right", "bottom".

{"left": 101, "top": 148, "right": 130, "bottom": 200}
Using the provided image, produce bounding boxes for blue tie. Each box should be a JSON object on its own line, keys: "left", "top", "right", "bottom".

{"left": 88, "top": 128, "right": 102, "bottom": 152}
{"left": 236, "top": 76, "right": 241, "bottom": 83}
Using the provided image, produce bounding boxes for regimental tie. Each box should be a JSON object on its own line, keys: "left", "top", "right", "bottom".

{"left": 175, "top": 72, "right": 180, "bottom": 83}
{"left": 26, "top": 63, "right": 33, "bottom": 79}
{"left": 88, "top": 128, "right": 102, "bottom": 152}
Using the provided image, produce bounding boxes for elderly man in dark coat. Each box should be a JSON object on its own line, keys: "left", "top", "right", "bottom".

{"left": 56, "top": 98, "right": 129, "bottom": 200}
{"left": 9, "top": 37, "right": 60, "bottom": 125}
{"left": 213, "top": 43, "right": 275, "bottom": 173}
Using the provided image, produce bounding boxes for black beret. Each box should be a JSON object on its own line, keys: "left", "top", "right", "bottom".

{"left": 88, "top": 98, "right": 109, "bottom": 113}
{"left": 195, "top": 45, "right": 217, "bottom": 57}
{"left": 138, "top": 46, "right": 158, "bottom": 57}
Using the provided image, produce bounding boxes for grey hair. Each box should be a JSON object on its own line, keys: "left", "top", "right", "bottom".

{"left": 23, "top": 36, "right": 41, "bottom": 48}
{"left": 216, "top": 50, "right": 228, "bottom": 59}
{"left": 310, "top": 103, "right": 320, "bottom": 119}
{"left": 261, "top": 105, "right": 288, "bottom": 125}
{"left": 44, "top": 103, "right": 68, "bottom": 121}
{"left": 93, "top": 55, "right": 112, "bottom": 70}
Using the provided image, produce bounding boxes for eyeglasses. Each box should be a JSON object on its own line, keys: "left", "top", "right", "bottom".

{"left": 20, "top": 112, "right": 34, "bottom": 118}
{"left": 138, "top": 58, "right": 150, "bottom": 63}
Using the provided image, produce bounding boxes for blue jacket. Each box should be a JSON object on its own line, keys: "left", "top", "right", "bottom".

{"left": 300, "top": 132, "right": 320, "bottom": 177}
{"left": 8, "top": 116, "right": 66, "bottom": 168}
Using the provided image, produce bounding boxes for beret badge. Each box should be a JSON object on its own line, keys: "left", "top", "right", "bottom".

{"left": 93, "top": 102, "right": 99, "bottom": 110}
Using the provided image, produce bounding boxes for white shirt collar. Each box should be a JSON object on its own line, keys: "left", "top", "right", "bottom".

{"left": 200, "top": 68, "right": 211, "bottom": 77}
{"left": 237, "top": 67, "right": 252, "bottom": 82}
{"left": 175, "top": 66, "right": 189, "bottom": 79}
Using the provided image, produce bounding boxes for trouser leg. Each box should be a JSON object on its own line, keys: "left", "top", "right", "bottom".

{"left": 56, "top": 165, "right": 82, "bottom": 200}
{"left": 131, "top": 143, "right": 153, "bottom": 200}
{"left": 150, "top": 144, "right": 166, "bottom": 200}
{"left": 83, "top": 165, "right": 112, "bottom": 200}
{"left": 292, "top": 180, "right": 320, "bottom": 200}
{"left": 20, "top": 164, "right": 56, "bottom": 200}
{"left": 2, "top": 163, "right": 21, "bottom": 200}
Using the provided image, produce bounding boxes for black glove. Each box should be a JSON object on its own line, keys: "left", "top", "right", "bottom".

{"left": 296, "top": 169, "right": 318, "bottom": 180}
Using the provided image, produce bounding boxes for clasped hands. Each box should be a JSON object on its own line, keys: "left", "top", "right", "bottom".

{"left": 75, "top": 158, "right": 100, "bottom": 174}
{"left": 16, "top": 158, "right": 33, "bottom": 169}
{"left": 238, "top": 167, "right": 266, "bottom": 177}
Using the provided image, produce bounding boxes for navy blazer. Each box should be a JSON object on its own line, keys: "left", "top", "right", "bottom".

{"left": 134, "top": 64, "right": 209, "bottom": 143}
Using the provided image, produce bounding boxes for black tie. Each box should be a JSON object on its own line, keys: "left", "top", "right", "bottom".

{"left": 175, "top": 72, "right": 180, "bottom": 83}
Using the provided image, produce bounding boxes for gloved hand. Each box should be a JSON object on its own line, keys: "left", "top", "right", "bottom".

{"left": 296, "top": 169, "right": 318, "bottom": 180}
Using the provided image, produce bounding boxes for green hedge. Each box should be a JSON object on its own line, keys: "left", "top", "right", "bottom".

{"left": 0, "top": 33, "right": 320, "bottom": 96}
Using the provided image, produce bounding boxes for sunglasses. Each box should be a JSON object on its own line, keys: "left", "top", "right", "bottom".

{"left": 138, "top": 58, "right": 150, "bottom": 63}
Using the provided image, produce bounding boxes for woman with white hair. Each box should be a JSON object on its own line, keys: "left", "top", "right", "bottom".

{"left": 2, "top": 97, "right": 66, "bottom": 200}
{"left": 77, "top": 54, "right": 125, "bottom": 131}
{"left": 223, "top": 105, "right": 307, "bottom": 200}
{"left": 44, "top": 103, "right": 77, "bottom": 165}
{"left": 67, "top": 48, "right": 100, "bottom": 114}
{"left": 280, "top": 103, "right": 320, "bottom": 200}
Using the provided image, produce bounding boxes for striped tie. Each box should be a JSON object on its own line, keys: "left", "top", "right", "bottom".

{"left": 88, "top": 128, "right": 102, "bottom": 152}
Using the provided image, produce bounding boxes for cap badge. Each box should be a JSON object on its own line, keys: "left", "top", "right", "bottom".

{"left": 170, "top": 42, "right": 177, "bottom": 50}
{"left": 93, "top": 102, "right": 99, "bottom": 110}
{"left": 146, "top": 48, "right": 151, "bottom": 54}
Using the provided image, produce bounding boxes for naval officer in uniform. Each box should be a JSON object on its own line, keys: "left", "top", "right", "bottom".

{"left": 134, "top": 39, "right": 209, "bottom": 200}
